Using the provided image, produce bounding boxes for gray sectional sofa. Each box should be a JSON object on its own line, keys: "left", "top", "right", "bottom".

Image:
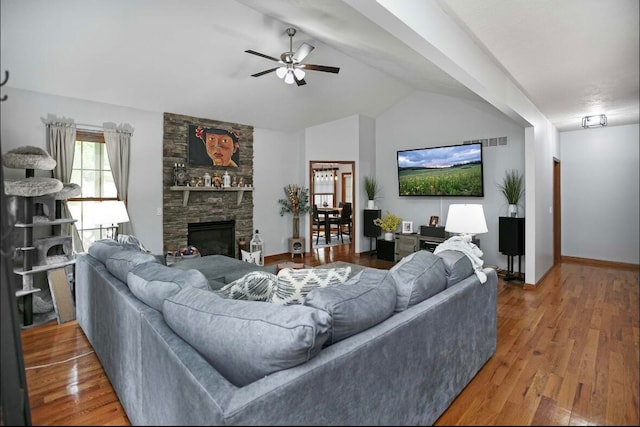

{"left": 75, "top": 239, "right": 497, "bottom": 426}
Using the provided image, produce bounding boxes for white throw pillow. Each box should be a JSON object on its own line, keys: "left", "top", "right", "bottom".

{"left": 216, "top": 271, "right": 278, "bottom": 301}
{"left": 241, "top": 249, "right": 261, "bottom": 264}
{"left": 271, "top": 267, "right": 351, "bottom": 305}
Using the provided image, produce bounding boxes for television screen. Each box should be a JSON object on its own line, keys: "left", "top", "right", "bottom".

{"left": 397, "top": 142, "right": 484, "bottom": 197}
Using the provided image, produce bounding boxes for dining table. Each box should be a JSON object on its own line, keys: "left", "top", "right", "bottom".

{"left": 316, "top": 206, "right": 342, "bottom": 244}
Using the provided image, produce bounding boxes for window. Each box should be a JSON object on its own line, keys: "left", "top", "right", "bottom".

{"left": 67, "top": 131, "right": 118, "bottom": 249}
{"left": 313, "top": 168, "right": 337, "bottom": 207}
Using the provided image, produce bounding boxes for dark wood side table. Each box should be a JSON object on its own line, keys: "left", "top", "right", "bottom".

{"left": 376, "top": 239, "right": 395, "bottom": 261}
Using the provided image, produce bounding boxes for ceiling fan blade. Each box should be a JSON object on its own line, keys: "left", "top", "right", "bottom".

{"left": 301, "top": 64, "right": 340, "bottom": 74}
{"left": 294, "top": 75, "right": 307, "bottom": 86}
{"left": 245, "top": 49, "right": 280, "bottom": 62}
{"left": 293, "top": 42, "right": 314, "bottom": 63}
{"left": 251, "top": 67, "right": 279, "bottom": 77}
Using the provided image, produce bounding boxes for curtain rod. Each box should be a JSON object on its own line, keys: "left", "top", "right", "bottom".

{"left": 76, "top": 123, "right": 103, "bottom": 130}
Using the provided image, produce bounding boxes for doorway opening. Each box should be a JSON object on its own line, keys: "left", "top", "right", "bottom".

{"left": 309, "top": 161, "right": 355, "bottom": 253}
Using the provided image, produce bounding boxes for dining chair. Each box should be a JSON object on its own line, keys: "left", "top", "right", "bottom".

{"left": 337, "top": 202, "right": 352, "bottom": 242}
{"left": 312, "top": 205, "right": 322, "bottom": 244}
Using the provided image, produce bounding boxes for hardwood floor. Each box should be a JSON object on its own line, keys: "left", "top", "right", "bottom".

{"left": 20, "top": 246, "right": 639, "bottom": 426}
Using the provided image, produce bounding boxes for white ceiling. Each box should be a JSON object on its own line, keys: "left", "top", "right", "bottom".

{"left": 1, "top": 0, "right": 637, "bottom": 132}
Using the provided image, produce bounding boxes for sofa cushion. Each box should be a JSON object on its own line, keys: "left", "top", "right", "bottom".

{"left": 435, "top": 249, "right": 474, "bottom": 288}
{"left": 127, "top": 262, "right": 210, "bottom": 312}
{"left": 216, "top": 271, "right": 278, "bottom": 301}
{"left": 304, "top": 268, "right": 396, "bottom": 344}
{"left": 170, "top": 254, "right": 277, "bottom": 286}
{"left": 389, "top": 250, "right": 447, "bottom": 312}
{"left": 105, "top": 249, "right": 161, "bottom": 283}
{"left": 271, "top": 267, "right": 352, "bottom": 305}
{"left": 88, "top": 239, "right": 124, "bottom": 263}
{"left": 163, "top": 286, "right": 332, "bottom": 387}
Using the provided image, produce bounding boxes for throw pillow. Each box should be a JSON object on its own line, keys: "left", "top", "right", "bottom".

{"left": 241, "top": 249, "right": 261, "bottom": 264}
{"left": 216, "top": 271, "right": 278, "bottom": 301}
{"left": 88, "top": 239, "right": 124, "bottom": 264}
{"left": 389, "top": 250, "right": 447, "bottom": 312}
{"left": 105, "top": 249, "right": 161, "bottom": 283}
{"left": 163, "top": 286, "right": 332, "bottom": 387}
{"left": 271, "top": 267, "right": 352, "bottom": 305}
{"left": 435, "top": 249, "right": 474, "bottom": 288}
{"left": 117, "top": 234, "right": 151, "bottom": 253}
{"left": 127, "top": 262, "right": 210, "bottom": 312}
{"left": 304, "top": 268, "right": 396, "bottom": 344}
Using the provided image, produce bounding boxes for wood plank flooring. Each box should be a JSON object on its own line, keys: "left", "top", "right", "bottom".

{"left": 20, "top": 246, "right": 639, "bottom": 426}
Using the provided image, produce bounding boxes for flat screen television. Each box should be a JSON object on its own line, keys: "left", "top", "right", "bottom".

{"left": 397, "top": 142, "right": 484, "bottom": 197}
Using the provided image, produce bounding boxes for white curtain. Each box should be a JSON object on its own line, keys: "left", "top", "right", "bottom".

{"left": 103, "top": 122, "right": 134, "bottom": 235}
{"left": 42, "top": 115, "right": 83, "bottom": 253}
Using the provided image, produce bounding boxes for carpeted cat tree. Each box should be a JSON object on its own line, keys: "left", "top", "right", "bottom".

{"left": 3, "top": 146, "right": 80, "bottom": 327}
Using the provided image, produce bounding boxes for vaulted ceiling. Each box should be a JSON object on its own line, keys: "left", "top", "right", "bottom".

{"left": 1, "top": 0, "right": 637, "bottom": 132}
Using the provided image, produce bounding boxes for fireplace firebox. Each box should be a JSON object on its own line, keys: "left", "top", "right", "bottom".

{"left": 188, "top": 220, "right": 235, "bottom": 257}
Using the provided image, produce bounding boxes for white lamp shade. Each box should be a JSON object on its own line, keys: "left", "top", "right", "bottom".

{"left": 445, "top": 204, "right": 488, "bottom": 235}
{"left": 92, "top": 200, "right": 130, "bottom": 226}
{"left": 293, "top": 68, "right": 305, "bottom": 80}
{"left": 284, "top": 71, "right": 295, "bottom": 84}
{"left": 275, "top": 67, "right": 287, "bottom": 79}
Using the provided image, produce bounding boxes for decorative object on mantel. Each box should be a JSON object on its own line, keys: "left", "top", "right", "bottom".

{"left": 497, "top": 169, "right": 524, "bottom": 217}
{"left": 278, "top": 184, "right": 310, "bottom": 238}
{"left": 374, "top": 211, "right": 402, "bottom": 241}
{"left": 364, "top": 175, "right": 380, "bottom": 209}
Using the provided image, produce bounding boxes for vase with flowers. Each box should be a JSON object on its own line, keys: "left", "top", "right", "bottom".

{"left": 278, "top": 184, "right": 310, "bottom": 238}
{"left": 374, "top": 211, "right": 402, "bottom": 241}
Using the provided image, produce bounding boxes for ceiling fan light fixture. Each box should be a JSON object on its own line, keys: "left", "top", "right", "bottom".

{"left": 293, "top": 68, "right": 305, "bottom": 80}
{"left": 275, "top": 67, "right": 287, "bottom": 79}
{"left": 284, "top": 71, "right": 295, "bottom": 84}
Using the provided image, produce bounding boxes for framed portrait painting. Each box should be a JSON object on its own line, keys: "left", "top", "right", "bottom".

{"left": 188, "top": 125, "right": 240, "bottom": 167}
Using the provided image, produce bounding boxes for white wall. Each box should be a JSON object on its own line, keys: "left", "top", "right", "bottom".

{"left": 375, "top": 91, "right": 525, "bottom": 269}
{"left": 253, "top": 127, "right": 306, "bottom": 256}
{"left": 560, "top": 124, "right": 639, "bottom": 264}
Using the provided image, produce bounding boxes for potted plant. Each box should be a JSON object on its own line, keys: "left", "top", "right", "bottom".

{"left": 498, "top": 169, "right": 524, "bottom": 217}
{"left": 364, "top": 175, "right": 381, "bottom": 209}
{"left": 278, "top": 184, "right": 310, "bottom": 238}
{"left": 374, "top": 211, "right": 402, "bottom": 241}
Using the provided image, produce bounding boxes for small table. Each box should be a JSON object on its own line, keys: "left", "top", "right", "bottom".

{"left": 317, "top": 207, "right": 341, "bottom": 244}
{"left": 288, "top": 237, "right": 305, "bottom": 259}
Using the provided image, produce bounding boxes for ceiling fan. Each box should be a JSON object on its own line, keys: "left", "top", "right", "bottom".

{"left": 245, "top": 27, "right": 340, "bottom": 86}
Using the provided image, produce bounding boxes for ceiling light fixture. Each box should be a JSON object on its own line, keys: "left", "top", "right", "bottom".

{"left": 582, "top": 114, "right": 607, "bottom": 129}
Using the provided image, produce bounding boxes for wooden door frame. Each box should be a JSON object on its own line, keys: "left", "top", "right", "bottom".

{"left": 309, "top": 160, "right": 355, "bottom": 254}
{"left": 553, "top": 158, "right": 561, "bottom": 265}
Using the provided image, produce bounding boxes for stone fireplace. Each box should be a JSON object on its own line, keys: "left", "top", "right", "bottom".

{"left": 162, "top": 113, "right": 254, "bottom": 257}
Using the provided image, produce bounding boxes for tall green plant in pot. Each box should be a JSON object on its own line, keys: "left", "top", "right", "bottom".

{"left": 498, "top": 169, "right": 524, "bottom": 217}
{"left": 364, "top": 176, "right": 380, "bottom": 209}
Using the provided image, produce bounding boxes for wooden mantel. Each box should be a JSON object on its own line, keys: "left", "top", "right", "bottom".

{"left": 169, "top": 186, "right": 253, "bottom": 207}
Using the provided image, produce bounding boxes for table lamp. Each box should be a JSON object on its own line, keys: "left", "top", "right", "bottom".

{"left": 94, "top": 200, "right": 130, "bottom": 240}
{"left": 444, "top": 204, "right": 488, "bottom": 237}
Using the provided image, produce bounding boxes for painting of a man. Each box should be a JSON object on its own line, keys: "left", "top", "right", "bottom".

{"left": 189, "top": 125, "right": 240, "bottom": 167}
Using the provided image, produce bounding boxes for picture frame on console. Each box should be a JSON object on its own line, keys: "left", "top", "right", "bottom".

{"left": 429, "top": 215, "right": 439, "bottom": 227}
{"left": 402, "top": 221, "right": 413, "bottom": 234}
